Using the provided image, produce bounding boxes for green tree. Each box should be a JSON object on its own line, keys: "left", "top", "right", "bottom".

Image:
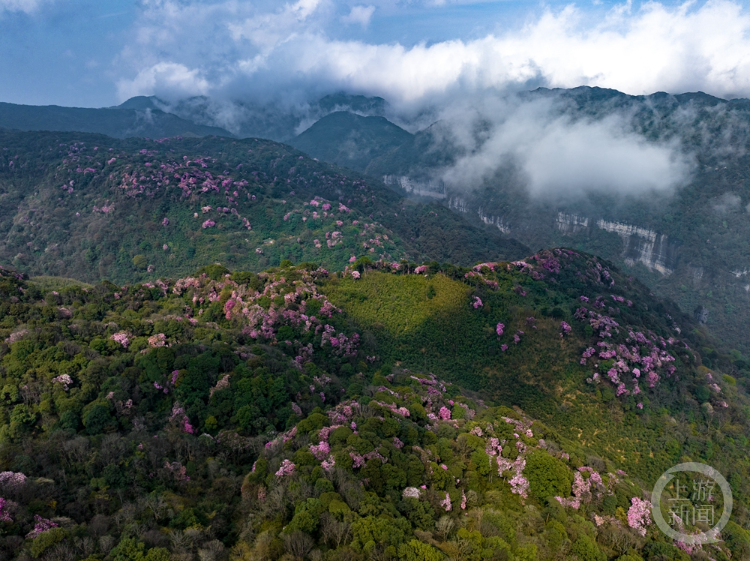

{"left": 398, "top": 539, "right": 443, "bottom": 561}
{"left": 524, "top": 450, "right": 573, "bottom": 502}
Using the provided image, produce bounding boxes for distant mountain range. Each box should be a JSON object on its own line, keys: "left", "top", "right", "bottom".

{"left": 0, "top": 100, "right": 233, "bottom": 139}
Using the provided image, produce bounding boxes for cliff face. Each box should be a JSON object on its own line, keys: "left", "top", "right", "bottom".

{"left": 382, "top": 175, "right": 446, "bottom": 199}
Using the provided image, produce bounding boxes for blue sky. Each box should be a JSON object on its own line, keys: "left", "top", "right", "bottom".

{"left": 0, "top": 0, "right": 748, "bottom": 107}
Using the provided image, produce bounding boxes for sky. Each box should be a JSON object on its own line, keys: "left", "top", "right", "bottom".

{"left": 1, "top": 0, "right": 750, "bottom": 108}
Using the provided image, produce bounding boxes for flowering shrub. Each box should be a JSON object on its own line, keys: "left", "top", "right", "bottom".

{"left": 26, "top": 515, "right": 58, "bottom": 539}
{"left": 0, "top": 472, "right": 26, "bottom": 489}
{"left": 52, "top": 374, "right": 73, "bottom": 390}
{"left": 110, "top": 331, "right": 130, "bottom": 347}
{"left": 275, "top": 459, "right": 296, "bottom": 477}
{"left": 440, "top": 492, "right": 452, "bottom": 511}
{"left": 627, "top": 497, "right": 652, "bottom": 536}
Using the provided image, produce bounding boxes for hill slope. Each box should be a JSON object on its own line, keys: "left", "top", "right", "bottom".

{"left": 0, "top": 130, "right": 528, "bottom": 284}
{"left": 290, "top": 87, "right": 750, "bottom": 357}
{"left": 0, "top": 252, "right": 745, "bottom": 559}
{"left": 289, "top": 111, "right": 413, "bottom": 173}
{"left": 0, "top": 102, "right": 233, "bottom": 139}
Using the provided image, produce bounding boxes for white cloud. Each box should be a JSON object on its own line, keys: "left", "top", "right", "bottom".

{"left": 436, "top": 97, "right": 694, "bottom": 197}
{"left": 0, "top": 0, "right": 53, "bottom": 14}
{"left": 228, "top": 0, "right": 327, "bottom": 50}
{"left": 116, "top": 0, "right": 750, "bottom": 106}
{"left": 341, "top": 5, "right": 375, "bottom": 27}
{"left": 116, "top": 62, "right": 210, "bottom": 101}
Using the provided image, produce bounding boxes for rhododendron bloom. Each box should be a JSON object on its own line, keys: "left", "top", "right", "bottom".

{"left": 310, "top": 441, "right": 331, "bottom": 460}
{"left": 351, "top": 271, "right": 360, "bottom": 279}
{"left": 0, "top": 498, "right": 11, "bottom": 523}
{"left": 627, "top": 497, "right": 652, "bottom": 536}
{"left": 52, "top": 374, "right": 73, "bottom": 390}
{"left": 438, "top": 406, "right": 451, "bottom": 420}
{"left": 0, "top": 472, "right": 26, "bottom": 489}
{"left": 111, "top": 332, "right": 130, "bottom": 348}
{"left": 148, "top": 333, "right": 166, "bottom": 347}
{"left": 26, "top": 515, "right": 58, "bottom": 539}
{"left": 496, "top": 323, "right": 504, "bottom": 336}
{"left": 440, "top": 492, "right": 452, "bottom": 511}
{"left": 275, "top": 459, "right": 296, "bottom": 477}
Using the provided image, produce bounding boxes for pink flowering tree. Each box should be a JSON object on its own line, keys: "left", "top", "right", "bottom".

{"left": 627, "top": 497, "right": 652, "bottom": 536}
{"left": 275, "top": 459, "right": 296, "bottom": 477}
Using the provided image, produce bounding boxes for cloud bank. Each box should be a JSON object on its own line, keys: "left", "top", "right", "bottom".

{"left": 116, "top": 0, "right": 750, "bottom": 106}
{"left": 437, "top": 97, "right": 695, "bottom": 197}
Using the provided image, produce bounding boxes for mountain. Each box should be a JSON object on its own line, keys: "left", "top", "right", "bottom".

{"left": 289, "top": 111, "right": 413, "bottom": 172}
{"left": 287, "top": 87, "right": 750, "bottom": 359}
{"left": 0, "top": 129, "right": 528, "bottom": 284}
{"left": 0, "top": 101, "right": 233, "bottom": 139}
{"left": 155, "top": 92, "right": 391, "bottom": 141}
{"left": 0, "top": 249, "right": 745, "bottom": 560}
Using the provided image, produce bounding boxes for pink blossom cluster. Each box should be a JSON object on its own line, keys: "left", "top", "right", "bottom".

{"left": 0, "top": 472, "right": 26, "bottom": 489}
{"left": 627, "top": 497, "right": 652, "bottom": 536}
{"left": 26, "top": 515, "right": 58, "bottom": 539}
{"left": 350, "top": 450, "right": 387, "bottom": 468}
{"left": 52, "top": 374, "right": 73, "bottom": 391}
{"left": 275, "top": 459, "right": 296, "bottom": 477}
{"left": 169, "top": 403, "right": 194, "bottom": 434}
{"left": 321, "top": 456, "right": 336, "bottom": 472}
{"left": 0, "top": 498, "right": 12, "bottom": 523}
{"left": 350, "top": 452, "right": 366, "bottom": 469}
{"left": 110, "top": 331, "right": 130, "bottom": 347}
{"left": 148, "top": 333, "right": 166, "bottom": 347}
{"left": 440, "top": 492, "right": 452, "bottom": 511}
{"left": 310, "top": 441, "right": 331, "bottom": 460}
{"left": 164, "top": 461, "right": 190, "bottom": 481}
{"left": 372, "top": 401, "right": 410, "bottom": 417}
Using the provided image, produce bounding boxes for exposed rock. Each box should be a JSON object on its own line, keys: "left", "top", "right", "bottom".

{"left": 694, "top": 306, "right": 709, "bottom": 324}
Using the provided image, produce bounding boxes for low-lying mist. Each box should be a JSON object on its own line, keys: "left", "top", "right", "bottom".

{"left": 430, "top": 95, "right": 697, "bottom": 199}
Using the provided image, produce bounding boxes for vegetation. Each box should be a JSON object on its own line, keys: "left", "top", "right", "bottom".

{"left": 0, "top": 129, "right": 527, "bottom": 286}
{"left": 0, "top": 245, "right": 742, "bottom": 560}
{"left": 285, "top": 87, "right": 750, "bottom": 356}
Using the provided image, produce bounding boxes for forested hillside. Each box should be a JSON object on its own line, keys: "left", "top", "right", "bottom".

{"left": 0, "top": 130, "right": 527, "bottom": 285}
{"left": 0, "top": 104, "right": 232, "bottom": 140}
{"left": 0, "top": 248, "right": 745, "bottom": 560}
